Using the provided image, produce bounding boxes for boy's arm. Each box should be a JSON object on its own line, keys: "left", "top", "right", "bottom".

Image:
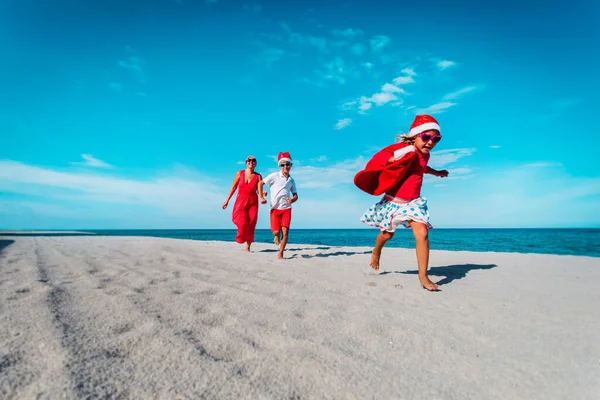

{"left": 287, "top": 192, "right": 298, "bottom": 204}
{"left": 288, "top": 181, "right": 298, "bottom": 204}
{"left": 258, "top": 179, "right": 267, "bottom": 204}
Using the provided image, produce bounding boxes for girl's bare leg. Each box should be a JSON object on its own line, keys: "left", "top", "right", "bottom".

{"left": 245, "top": 241, "right": 251, "bottom": 252}
{"left": 410, "top": 222, "right": 438, "bottom": 291}
{"left": 370, "top": 231, "right": 394, "bottom": 271}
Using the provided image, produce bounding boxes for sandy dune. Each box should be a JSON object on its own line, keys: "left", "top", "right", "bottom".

{"left": 0, "top": 236, "right": 598, "bottom": 399}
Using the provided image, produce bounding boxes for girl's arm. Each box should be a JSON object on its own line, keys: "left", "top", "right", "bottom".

{"left": 222, "top": 172, "right": 240, "bottom": 209}
{"left": 425, "top": 166, "right": 449, "bottom": 177}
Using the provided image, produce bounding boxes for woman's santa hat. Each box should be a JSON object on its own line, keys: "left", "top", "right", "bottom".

{"left": 278, "top": 152, "right": 292, "bottom": 165}
{"left": 407, "top": 114, "right": 441, "bottom": 137}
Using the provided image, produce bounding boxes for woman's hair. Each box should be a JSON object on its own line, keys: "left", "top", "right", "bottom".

{"left": 396, "top": 133, "right": 416, "bottom": 144}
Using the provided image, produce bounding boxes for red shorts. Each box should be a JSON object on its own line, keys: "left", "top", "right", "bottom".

{"left": 270, "top": 208, "right": 292, "bottom": 232}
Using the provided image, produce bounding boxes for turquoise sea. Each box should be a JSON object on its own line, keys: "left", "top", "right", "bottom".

{"left": 6, "top": 228, "right": 599, "bottom": 258}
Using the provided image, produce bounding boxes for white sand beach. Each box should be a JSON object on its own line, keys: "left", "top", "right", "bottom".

{"left": 1, "top": 236, "right": 599, "bottom": 399}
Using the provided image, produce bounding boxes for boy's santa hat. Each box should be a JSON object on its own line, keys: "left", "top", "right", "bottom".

{"left": 278, "top": 152, "right": 292, "bottom": 165}
{"left": 407, "top": 115, "right": 441, "bottom": 137}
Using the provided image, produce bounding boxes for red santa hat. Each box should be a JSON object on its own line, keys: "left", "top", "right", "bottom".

{"left": 408, "top": 114, "right": 441, "bottom": 137}
{"left": 278, "top": 151, "right": 292, "bottom": 165}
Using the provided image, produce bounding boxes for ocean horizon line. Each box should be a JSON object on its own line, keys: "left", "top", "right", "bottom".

{"left": 2, "top": 227, "right": 600, "bottom": 232}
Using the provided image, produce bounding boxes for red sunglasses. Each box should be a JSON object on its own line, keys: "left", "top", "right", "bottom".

{"left": 418, "top": 132, "right": 442, "bottom": 143}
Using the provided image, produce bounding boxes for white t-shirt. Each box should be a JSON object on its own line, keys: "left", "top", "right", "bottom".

{"left": 263, "top": 171, "right": 297, "bottom": 210}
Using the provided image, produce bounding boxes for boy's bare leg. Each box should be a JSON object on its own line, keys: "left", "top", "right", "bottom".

{"left": 278, "top": 227, "right": 289, "bottom": 260}
{"left": 410, "top": 222, "right": 438, "bottom": 291}
{"left": 370, "top": 231, "right": 394, "bottom": 271}
{"left": 273, "top": 230, "right": 280, "bottom": 246}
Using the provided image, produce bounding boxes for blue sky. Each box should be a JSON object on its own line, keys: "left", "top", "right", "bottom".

{"left": 1, "top": 0, "right": 599, "bottom": 229}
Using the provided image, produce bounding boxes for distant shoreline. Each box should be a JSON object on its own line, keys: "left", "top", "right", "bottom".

{"left": 0, "top": 231, "right": 95, "bottom": 235}
{"left": 1, "top": 227, "right": 598, "bottom": 231}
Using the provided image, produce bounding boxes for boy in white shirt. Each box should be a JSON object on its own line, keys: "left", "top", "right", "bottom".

{"left": 259, "top": 152, "right": 298, "bottom": 260}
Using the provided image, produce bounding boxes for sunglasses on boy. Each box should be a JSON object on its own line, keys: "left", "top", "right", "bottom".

{"left": 418, "top": 132, "right": 442, "bottom": 143}
{"left": 279, "top": 162, "right": 292, "bottom": 168}
{"left": 246, "top": 158, "right": 257, "bottom": 163}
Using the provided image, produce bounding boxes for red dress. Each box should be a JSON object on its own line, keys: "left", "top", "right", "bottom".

{"left": 232, "top": 170, "right": 260, "bottom": 244}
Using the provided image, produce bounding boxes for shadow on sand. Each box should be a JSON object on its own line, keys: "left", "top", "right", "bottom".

{"left": 380, "top": 263, "right": 497, "bottom": 286}
{"left": 259, "top": 246, "right": 331, "bottom": 253}
{"left": 300, "top": 251, "right": 371, "bottom": 259}
{"left": 0, "top": 240, "right": 15, "bottom": 255}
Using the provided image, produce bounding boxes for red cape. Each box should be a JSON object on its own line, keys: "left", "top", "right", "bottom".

{"left": 354, "top": 142, "right": 417, "bottom": 196}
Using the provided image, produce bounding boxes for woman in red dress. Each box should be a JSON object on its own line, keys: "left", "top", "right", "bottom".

{"left": 222, "top": 155, "right": 263, "bottom": 251}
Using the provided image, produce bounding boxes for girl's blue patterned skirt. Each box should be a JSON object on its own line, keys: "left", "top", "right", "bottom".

{"left": 361, "top": 196, "right": 432, "bottom": 232}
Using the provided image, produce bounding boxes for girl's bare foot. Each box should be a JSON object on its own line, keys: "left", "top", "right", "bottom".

{"left": 369, "top": 248, "right": 381, "bottom": 271}
{"left": 419, "top": 276, "right": 439, "bottom": 291}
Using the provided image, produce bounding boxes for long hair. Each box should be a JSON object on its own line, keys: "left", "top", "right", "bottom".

{"left": 395, "top": 132, "right": 416, "bottom": 145}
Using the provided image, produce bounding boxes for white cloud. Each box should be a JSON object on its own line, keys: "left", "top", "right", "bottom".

{"left": 429, "top": 165, "right": 600, "bottom": 228}
{"left": 381, "top": 83, "right": 404, "bottom": 94}
{"left": 335, "top": 118, "right": 352, "bottom": 130}
{"left": 523, "top": 162, "right": 563, "bottom": 168}
{"left": 489, "top": 145, "right": 501, "bottom": 149}
{"left": 311, "top": 57, "right": 360, "bottom": 86}
{"left": 118, "top": 56, "right": 146, "bottom": 83}
{"left": 0, "top": 160, "right": 224, "bottom": 216}
{"left": 332, "top": 28, "right": 364, "bottom": 38}
{"left": 70, "top": 154, "right": 113, "bottom": 169}
{"left": 428, "top": 148, "right": 476, "bottom": 169}
{"left": 449, "top": 167, "right": 473, "bottom": 175}
{"left": 362, "top": 62, "right": 374, "bottom": 69}
{"left": 401, "top": 67, "right": 416, "bottom": 76}
{"left": 340, "top": 100, "right": 357, "bottom": 110}
{"left": 392, "top": 74, "right": 415, "bottom": 85}
{"left": 291, "top": 156, "right": 367, "bottom": 189}
{"left": 358, "top": 97, "right": 372, "bottom": 114}
{"left": 443, "top": 86, "right": 477, "bottom": 100}
{"left": 415, "top": 101, "right": 456, "bottom": 115}
{"left": 346, "top": 81, "right": 406, "bottom": 115}
{"left": 369, "top": 92, "right": 397, "bottom": 106}
{"left": 315, "top": 155, "right": 328, "bottom": 162}
{"left": 437, "top": 60, "right": 456, "bottom": 70}
{"left": 369, "top": 35, "right": 390, "bottom": 52}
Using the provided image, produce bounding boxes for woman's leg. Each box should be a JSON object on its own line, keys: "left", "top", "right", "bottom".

{"left": 410, "top": 222, "right": 438, "bottom": 291}
{"left": 233, "top": 204, "right": 247, "bottom": 244}
{"left": 245, "top": 204, "right": 259, "bottom": 251}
